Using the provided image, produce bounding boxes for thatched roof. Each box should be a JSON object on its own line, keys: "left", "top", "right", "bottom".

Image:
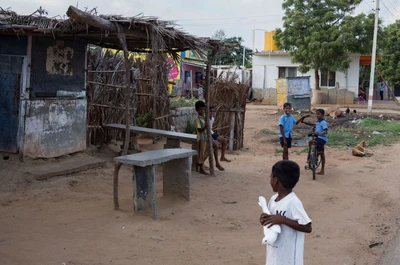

{"left": 0, "top": 6, "right": 215, "bottom": 53}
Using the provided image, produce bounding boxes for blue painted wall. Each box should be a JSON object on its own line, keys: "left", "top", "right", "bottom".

{"left": 31, "top": 37, "right": 86, "bottom": 95}
{"left": 0, "top": 35, "right": 27, "bottom": 55}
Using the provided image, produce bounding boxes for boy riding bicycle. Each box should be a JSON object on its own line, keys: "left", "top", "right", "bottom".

{"left": 302, "top": 109, "right": 328, "bottom": 175}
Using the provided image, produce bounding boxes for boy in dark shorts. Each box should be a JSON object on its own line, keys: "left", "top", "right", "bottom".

{"left": 302, "top": 109, "right": 328, "bottom": 175}
{"left": 278, "top": 102, "right": 309, "bottom": 160}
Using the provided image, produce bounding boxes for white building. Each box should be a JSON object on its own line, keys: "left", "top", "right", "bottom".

{"left": 213, "top": 65, "right": 251, "bottom": 84}
{"left": 252, "top": 50, "right": 360, "bottom": 104}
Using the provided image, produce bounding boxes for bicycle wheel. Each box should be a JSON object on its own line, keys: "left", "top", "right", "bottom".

{"left": 311, "top": 145, "right": 317, "bottom": 180}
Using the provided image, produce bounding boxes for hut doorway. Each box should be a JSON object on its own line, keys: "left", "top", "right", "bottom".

{"left": 0, "top": 55, "right": 24, "bottom": 153}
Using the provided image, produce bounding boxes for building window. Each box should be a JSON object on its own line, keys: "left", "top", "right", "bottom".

{"left": 321, "top": 70, "right": 336, "bottom": 87}
{"left": 184, "top": 71, "right": 190, "bottom": 83}
{"left": 278, "top": 67, "right": 297, "bottom": 78}
{"left": 195, "top": 72, "right": 203, "bottom": 83}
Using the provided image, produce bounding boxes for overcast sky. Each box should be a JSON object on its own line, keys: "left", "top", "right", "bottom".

{"left": 1, "top": 0, "right": 393, "bottom": 51}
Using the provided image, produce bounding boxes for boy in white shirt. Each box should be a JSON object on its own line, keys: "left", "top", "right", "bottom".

{"left": 260, "top": 160, "right": 312, "bottom": 265}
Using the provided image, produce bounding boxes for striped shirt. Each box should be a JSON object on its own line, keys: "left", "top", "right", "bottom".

{"left": 194, "top": 115, "right": 207, "bottom": 141}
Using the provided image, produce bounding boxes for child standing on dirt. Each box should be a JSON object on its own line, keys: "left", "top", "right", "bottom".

{"left": 209, "top": 105, "right": 231, "bottom": 171}
{"left": 278, "top": 102, "right": 309, "bottom": 160}
{"left": 194, "top": 100, "right": 209, "bottom": 175}
{"left": 302, "top": 109, "right": 328, "bottom": 175}
{"left": 260, "top": 160, "right": 312, "bottom": 265}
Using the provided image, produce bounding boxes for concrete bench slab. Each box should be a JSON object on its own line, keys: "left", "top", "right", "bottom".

{"left": 104, "top": 124, "right": 197, "bottom": 142}
{"left": 114, "top": 149, "right": 197, "bottom": 167}
{"left": 115, "top": 149, "right": 197, "bottom": 220}
{"left": 105, "top": 124, "right": 198, "bottom": 171}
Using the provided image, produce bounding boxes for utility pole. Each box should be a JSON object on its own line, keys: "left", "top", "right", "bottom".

{"left": 367, "top": 0, "right": 380, "bottom": 113}
{"left": 252, "top": 26, "right": 255, "bottom": 52}
{"left": 242, "top": 46, "right": 245, "bottom": 83}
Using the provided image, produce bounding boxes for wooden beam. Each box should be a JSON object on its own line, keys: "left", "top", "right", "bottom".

{"left": 66, "top": 6, "right": 117, "bottom": 32}
{"left": 205, "top": 50, "right": 217, "bottom": 176}
{"left": 0, "top": 24, "right": 38, "bottom": 29}
{"left": 66, "top": 6, "right": 149, "bottom": 39}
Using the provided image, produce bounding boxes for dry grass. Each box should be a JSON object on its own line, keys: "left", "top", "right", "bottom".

{"left": 86, "top": 47, "right": 171, "bottom": 145}
{"left": 210, "top": 72, "right": 247, "bottom": 150}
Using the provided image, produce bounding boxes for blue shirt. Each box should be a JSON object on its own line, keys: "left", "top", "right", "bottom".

{"left": 278, "top": 114, "right": 296, "bottom": 138}
{"left": 316, "top": 119, "right": 328, "bottom": 142}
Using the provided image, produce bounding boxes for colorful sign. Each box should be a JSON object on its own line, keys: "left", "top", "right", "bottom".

{"left": 168, "top": 57, "right": 179, "bottom": 79}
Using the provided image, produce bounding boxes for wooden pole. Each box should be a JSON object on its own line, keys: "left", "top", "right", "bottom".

{"left": 190, "top": 70, "right": 194, "bottom": 99}
{"left": 113, "top": 24, "right": 132, "bottom": 210}
{"left": 229, "top": 112, "right": 235, "bottom": 151}
{"left": 205, "top": 50, "right": 217, "bottom": 176}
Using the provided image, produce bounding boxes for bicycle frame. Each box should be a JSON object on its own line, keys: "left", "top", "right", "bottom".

{"left": 307, "top": 127, "right": 321, "bottom": 180}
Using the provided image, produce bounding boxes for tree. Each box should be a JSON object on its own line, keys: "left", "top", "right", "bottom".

{"left": 274, "top": 0, "right": 375, "bottom": 90}
{"left": 377, "top": 21, "right": 400, "bottom": 85}
{"left": 212, "top": 30, "right": 252, "bottom": 68}
{"left": 212, "top": 29, "right": 227, "bottom": 41}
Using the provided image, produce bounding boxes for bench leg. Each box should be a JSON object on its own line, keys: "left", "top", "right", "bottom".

{"left": 163, "top": 157, "right": 191, "bottom": 200}
{"left": 164, "top": 138, "right": 181, "bottom": 149}
{"left": 133, "top": 165, "right": 157, "bottom": 220}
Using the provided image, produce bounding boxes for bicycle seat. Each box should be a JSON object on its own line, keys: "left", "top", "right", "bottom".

{"left": 308, "top": 133, "right": 316, "bottom": 137}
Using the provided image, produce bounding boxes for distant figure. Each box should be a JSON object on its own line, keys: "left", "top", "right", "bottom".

{"left": 380, "top": 83, "right": 385, "bottom": 100}
{"left": 346, "top": 106, "right": 350, "bottom": 115}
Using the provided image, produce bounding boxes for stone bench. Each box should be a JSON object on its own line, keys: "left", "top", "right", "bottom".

{"left": 114, "top": 149, "right": 197, "bottom": 220}
{"left": 104, "top": 123, "right": 199, "bottom": 171}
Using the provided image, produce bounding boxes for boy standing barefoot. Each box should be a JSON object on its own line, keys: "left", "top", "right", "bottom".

{"left": 193, "top": 101, "right": 209, "bottom": 175}
{"left": 278, "top": 103, "right": 309, "bottom": 160}
{"left": 260, "top": 160, "right": 312, "bottom": 265}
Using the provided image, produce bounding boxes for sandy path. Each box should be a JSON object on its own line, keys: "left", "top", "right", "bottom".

{"left": 1, "top": 107, "right": 400, "bottom": 265}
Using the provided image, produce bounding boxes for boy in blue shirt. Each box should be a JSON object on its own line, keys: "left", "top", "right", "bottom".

{"left": 278, "top": 103, "right": 309, "bottom": 160}
{"left": 302, "top": 109, "right": 328, "bottom": 175}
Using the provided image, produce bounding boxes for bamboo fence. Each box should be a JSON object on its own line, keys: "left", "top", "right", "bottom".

{"left": 209, "top": 72, "right": 247, "bottom": 150}
{"left": 86, "top": 47, "right": 171, "bottom": 146}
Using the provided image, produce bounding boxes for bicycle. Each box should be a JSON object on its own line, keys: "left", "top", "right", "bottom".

{"left": 306, "top": 127, "right": 321, "bottom": 180}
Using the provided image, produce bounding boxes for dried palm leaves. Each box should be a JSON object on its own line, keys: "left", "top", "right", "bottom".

{"left": 209, "top": 71, "right": 247, "bottom": 150}
{"left": 86, "top": 47, "right": 171, "bottom": 145}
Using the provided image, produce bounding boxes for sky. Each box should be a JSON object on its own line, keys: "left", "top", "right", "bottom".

{"left": 1, "top": 0, "right": 396, "bottom": 51}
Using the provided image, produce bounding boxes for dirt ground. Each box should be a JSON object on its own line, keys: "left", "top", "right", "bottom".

{"left": 1, "top": 106, "right": 400, "bottom": 265}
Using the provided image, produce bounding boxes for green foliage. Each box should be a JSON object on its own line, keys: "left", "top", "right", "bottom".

{"left": 274, "top": 0, "right": 376, "bottom": 89}
{"left": 171, "top": 97, "right": 197, "bottom": 108}
{"left": 327, "top": 128, "right": 360, "bottom": 147}
{"left": 212, "top": 29, "right": 252, "bottom": 68}
{"left": 292, "top": 148, "right": 309, "bottom": 155}
{"left": 275, "top": 148, "right": 283, "bottom": 156}
{"left": 359, "top": 118, "right": 400, "bottom": 133}
{"left": 328, "top": 118, "right": 400, "bottom": 147}
{"left": 377, "top": 20, "right": 400, "bottom": 85}
{"left": 260, "top": 128, "right": 276, "bottom": 135}
{"left": 136, "top": 113, "right": 152, "bottom": 128}
{"left": 185, "top": 120, "right": 197, "bottom": 135}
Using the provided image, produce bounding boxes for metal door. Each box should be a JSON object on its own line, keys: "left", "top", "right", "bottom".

{"left": 0, "top": 55, "right": 23, "bottom": 153}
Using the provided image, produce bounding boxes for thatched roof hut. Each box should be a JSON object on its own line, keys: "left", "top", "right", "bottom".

{"left": 0, "top": 6, "right": 220, "bottom": 159}
{"left": 0, "top": 6, "right": 210, "bottom": 53}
